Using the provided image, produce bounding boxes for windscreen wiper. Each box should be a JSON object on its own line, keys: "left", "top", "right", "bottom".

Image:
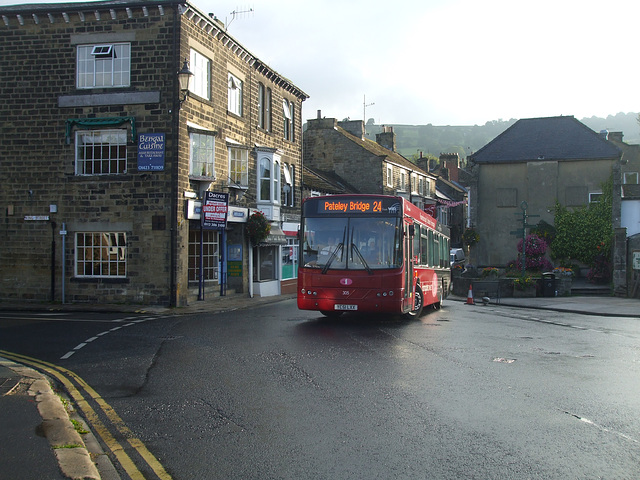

{"left": 321, "top": 243, "right": 343, "bottom": 274}
{"left": 351, "top": 243, "right": 373, "bottom": 275}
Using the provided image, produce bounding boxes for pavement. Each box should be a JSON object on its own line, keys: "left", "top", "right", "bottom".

{"left": 1, "top": 290, "right": 638, "bottom": 479}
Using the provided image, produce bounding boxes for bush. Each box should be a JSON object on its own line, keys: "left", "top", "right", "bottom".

{"left": 551, "top": 176, "right": 613, "bottom": 266}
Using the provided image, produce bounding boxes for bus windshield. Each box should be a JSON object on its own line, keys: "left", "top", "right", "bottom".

{"left": 302, "top": 216, "right": 403, "bottom": 271}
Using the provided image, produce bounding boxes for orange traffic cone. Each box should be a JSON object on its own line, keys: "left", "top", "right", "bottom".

{"left": 466, "top": 284, "right": 475, "bottom": 305}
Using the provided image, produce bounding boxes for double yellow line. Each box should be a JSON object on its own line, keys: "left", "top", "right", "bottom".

{"left": 1, "top": 350, "right": 172, "bottom": 480}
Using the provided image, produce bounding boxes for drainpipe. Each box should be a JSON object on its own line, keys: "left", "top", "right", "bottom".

{"left": 170, "top": 6, "right": 180, "bottom": 307}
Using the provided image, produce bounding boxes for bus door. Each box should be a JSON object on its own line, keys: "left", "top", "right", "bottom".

{"left": 403, "top": 222, "right": 415, "bottom": 311}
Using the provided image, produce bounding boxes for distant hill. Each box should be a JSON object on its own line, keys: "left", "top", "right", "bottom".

{"left": 363, "top": 112, "right": 640, "bottom": 164}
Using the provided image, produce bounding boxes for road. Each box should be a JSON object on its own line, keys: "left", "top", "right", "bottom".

{"left": 1, "top": 300, "right": 639, "bottom": 479}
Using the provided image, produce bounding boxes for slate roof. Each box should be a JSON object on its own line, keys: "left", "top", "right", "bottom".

{"left": 469, "top": 116, "right": 621, "bottom": 164}
{"left": 336, "top": 125, "right": 431, "bottom": 175}
{"left": 302, "top": 166, "right": 360, "bottom": 195}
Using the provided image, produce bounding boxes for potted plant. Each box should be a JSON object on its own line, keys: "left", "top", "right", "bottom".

{"left": 481, "top": 267, "right": 499, "bottom": 278}
{"left": 513, "top": 275, "right": 536, "bottom": 297}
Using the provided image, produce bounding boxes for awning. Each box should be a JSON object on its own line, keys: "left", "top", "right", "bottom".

{"left": 259, "top": 225, "right": 287, "bottom": 245}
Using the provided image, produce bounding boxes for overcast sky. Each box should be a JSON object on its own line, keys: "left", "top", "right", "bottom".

{"left": 2, "top": 0, "right": 638, "bottom": 125}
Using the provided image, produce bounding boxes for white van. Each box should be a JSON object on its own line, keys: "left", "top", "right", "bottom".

{"left": 450, "top": 248, "right": 465, "bottom": 267}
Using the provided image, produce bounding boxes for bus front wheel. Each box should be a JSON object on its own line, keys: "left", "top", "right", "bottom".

{"left": 406, "top": 286, "right": 424, "bottom": 318}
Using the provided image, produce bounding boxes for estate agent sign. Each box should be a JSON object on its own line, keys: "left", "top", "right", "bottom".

{"left": 202, "top": 192, "right": 228, "bottom": 229}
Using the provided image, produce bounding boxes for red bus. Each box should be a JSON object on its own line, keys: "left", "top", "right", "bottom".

{"left": 297, "top": 194, "right": 451, "bottom": 317}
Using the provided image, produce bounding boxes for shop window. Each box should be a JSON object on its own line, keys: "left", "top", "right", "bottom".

{"left": 254, "top": 246, "right": 277, "bottom": 281}
{"left": 188, "top": 229, "right": 219, "bottom": 282}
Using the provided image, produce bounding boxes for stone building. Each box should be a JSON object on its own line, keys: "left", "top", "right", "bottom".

{"left": 468, "top": 116, "right": 622, "bottom": 268}
{"left": 0, "top": 0, "right": 307, "bottom": 306}
{"left": 303, "top": 116, "right": 438, "bottom": 212}
{"left": 417, "top": 153, "right": 469, "bottom": 249}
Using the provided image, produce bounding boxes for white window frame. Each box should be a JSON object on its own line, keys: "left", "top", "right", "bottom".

{"left": 418, "top": 177, "right": 425, "bottom": 196}
{"left": 189, "top": 49, "right": 210, "bottom": 100}
{"left": 228, "top": 73, "right": 243, "bottom": 116}
{"left": 282, "top": 163, "right": 295, "bottom": 207}
{"left": 189, "top": 132, "right": 215, "bottom": 178}
{"left": 400, "top": 170, "right": 407, "bottom": 192}
{"left": 228, "top": 146, "right": 248, "bottom": 187}
{"left": 589, "top": 191, "right": 603, "bottom": 203}
{"left": 257, "top": 153, "right": 281, "bottom": 205}
{"left": 75, "top": 232, "right": 127, "bottom": 278}
{"left": 75, "top": 129, "right": 127, "bottom": 175}
{"left": 411, "top": 173, "right": 418, "bottom": 194}
{"left": 77, "top": 43, "right": 130, "bottom": 89}
{"left": 386, "top": 164, "right": 393, "bottom": 187}
{"left": 258, "top": 83, "right": 265, "bottom": 129}
{"left": 283, "top": 99, "right": 294, "bottom": 141}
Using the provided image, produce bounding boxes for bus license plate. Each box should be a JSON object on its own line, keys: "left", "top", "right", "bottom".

{"left": 335, "top": 304, "right": 357, "bottom": 311}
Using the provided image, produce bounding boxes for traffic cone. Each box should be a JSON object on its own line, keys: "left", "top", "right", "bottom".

{"left": 466, "top": 284, "right": 475, "bottom": 305}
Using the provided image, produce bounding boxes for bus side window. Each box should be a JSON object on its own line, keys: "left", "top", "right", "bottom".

{"left": 421, "top": 232, "right": 428, "bottom": 265}
{"left": 413, "top": 224, "right": 420, "bottom": 263}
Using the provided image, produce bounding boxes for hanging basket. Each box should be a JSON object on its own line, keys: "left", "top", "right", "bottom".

{"left": 246, "top": 211, "right": 271, "bottom": 244}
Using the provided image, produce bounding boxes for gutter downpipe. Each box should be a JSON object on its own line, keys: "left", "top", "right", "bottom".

{"left": 170, "top": 5, "right": 180, "bottom": 307}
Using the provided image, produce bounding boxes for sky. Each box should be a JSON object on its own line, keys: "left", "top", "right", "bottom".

{"left": 2, "top": 0, "right": 638, "bottom": 126}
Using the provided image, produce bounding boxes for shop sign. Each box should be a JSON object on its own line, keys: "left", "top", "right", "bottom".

{"left": 137, "top": 133, "right": 165, "bottom": 171}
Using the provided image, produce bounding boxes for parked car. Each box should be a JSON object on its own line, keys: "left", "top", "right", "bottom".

{"left": 450, "top": 248, "right": 465, "bottom": 267}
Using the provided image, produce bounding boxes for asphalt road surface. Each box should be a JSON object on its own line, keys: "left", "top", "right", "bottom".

{"left": 2, "top": 299, "right": 639, "bottom": 479}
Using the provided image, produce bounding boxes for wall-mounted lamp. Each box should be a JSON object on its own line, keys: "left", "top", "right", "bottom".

{"left": 177, "top": 59, "right": 194, "bottom": 108}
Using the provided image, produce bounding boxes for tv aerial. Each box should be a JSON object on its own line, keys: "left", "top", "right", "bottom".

{"left": 226, "top": 7, "right": 254, "bottom": 30}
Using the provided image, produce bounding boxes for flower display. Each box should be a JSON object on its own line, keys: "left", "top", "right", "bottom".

{"left": 246, "top": 211, "right": 271, "bottom": 245}
{"left": 481, "top": 267, "right": 499, "bottom": 278}
{"left": 513, "top": 275, "right": 534, "bottom": 290}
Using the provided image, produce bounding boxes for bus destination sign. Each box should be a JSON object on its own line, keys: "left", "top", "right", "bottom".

{"left": 318, "top": 197, "right": 401, "bottom": 215}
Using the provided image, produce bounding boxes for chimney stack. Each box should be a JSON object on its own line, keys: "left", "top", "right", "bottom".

{"left": 376, "top": 126, "right": 396, "bottom": 152}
